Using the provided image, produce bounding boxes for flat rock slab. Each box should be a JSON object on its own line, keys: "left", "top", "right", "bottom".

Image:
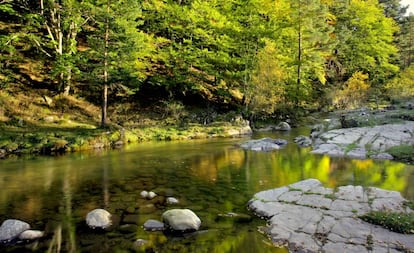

{"left": 248, "top": 179, "right": 414, "bottom": 253}
{"left": 311, "top": 121, "right": 414, "bottom": 159}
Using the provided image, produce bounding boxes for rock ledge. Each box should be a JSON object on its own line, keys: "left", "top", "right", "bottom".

{"left": 248, "top": 179, "right": 414, "bottom": 253}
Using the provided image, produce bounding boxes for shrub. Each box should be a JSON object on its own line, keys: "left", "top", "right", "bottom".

{"left": 385, "top": 65, "right": 414, "bottom": 100}
{"left": 360, "top": 211, "right": 414, "bottom": 234}
{"left": 387, "top": 145, "right": 414, "bottom": 163}
{"left": 331, "top": 71, "right": 371, "bottom": 109}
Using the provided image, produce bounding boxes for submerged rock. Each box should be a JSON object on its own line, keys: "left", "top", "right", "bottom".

{"left": 248, "top": 179, "right": 414, "bottom": 253}
{"left": 86, "top": 209, "right": 112, "bottom": 229}
{"left": 240, "top": 138, "right": 288, "bottom": 151}
{"left": 294, "top": 135, "right": 312, "bottom": 147}
{"left": 143, "top": 219, "right": 165, "bottom": 231}
{"left": 166, "top": 197, "right": 179, "bottom": 205}
{"left": 216, "top": 212, "right": 252, "bottom": 223}
{"left": 162, "top": 209, "right": 201, "bottom": 232}
{"left": 274, "top": 121, "right": 291, "bottom": 131}
{"left": 0, "top": 219, "right": 30, "bottom": 242}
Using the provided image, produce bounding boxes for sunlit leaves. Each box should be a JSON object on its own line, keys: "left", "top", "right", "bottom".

{"left": 332, "top": 71, "right": 371, "bottom": 109}
{"left": 333, "top": 0, "right": 399, "bottom": 85}
{"left": 385, "top": 64, "right": 414, "bottom": 99}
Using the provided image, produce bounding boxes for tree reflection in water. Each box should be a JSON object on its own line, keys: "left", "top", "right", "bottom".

{"left": 0, "top": 130, "right": 412, "bottom": 252}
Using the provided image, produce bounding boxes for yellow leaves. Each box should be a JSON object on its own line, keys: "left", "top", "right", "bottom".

{"left": 345, "top": 71, "right": 370, "bottom": 92}
{"left": 385, "top": 65, "right": 414, "bottom": 100}
{"left": 332, "top": 71, "right": 371, "bottom": 109}
{"left": 247, "top": 39, "right": 291, "bottom": 114}
{"left": 326, "top": 13, "right": 336, "bottom": 26}
{"left": 352, "top": 159, "right": 374, "bottom": 170}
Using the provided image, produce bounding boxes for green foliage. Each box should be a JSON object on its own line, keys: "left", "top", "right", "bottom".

{"left": 0, "top": 0, "right": 411, "bottom": 124}
{"left": 246, "top": 39, "right": 289, "bottom": 116}
{"left": 404, "top": 201, "right": 414, "bottom": 210}
{"left": 331, "top": 0, "right": 399, "bottom": 87}
{"left": 385, "top": 64, "right": 414, "bottom": 99}
{"left": 331, "top": 71, "right": 371, "bottom": 109}
{"left": 386, "top": 145, "right": 414, "bottom": 163}
{"left": 360, "top": 211, "right": 414, "bottom": 234}
{"left": 399, "top": 15, "right": 414, "bottom": 68}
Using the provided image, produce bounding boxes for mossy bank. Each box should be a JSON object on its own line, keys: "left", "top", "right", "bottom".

{"left": 0, "top": 90, "right": 251, "bottom": 159}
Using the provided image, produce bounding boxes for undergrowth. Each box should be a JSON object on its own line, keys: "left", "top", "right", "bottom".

{"left": 360, "top": 211, "right": 414, "bottom": 234}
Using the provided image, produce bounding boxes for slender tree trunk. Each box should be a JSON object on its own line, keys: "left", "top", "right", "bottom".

{"left": 101, "top": 0, "right": 110, "bottom": 128}
{"left": 296, "top": 0, "right": 302, "bottom": 107}
{"left": 40, "top": 0, "right": 44, "bottom": 15}
{"left": 63, "top": 67, "right": 71, "bottom": 96}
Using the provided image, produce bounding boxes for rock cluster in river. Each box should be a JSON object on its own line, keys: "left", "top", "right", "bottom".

{"left": 310, "top": 121, "right": 414, "bottom": 160}
{"left": 248, "top": 179, "right": 414, "bottom": 253}
{"left": 240, "top": 138, "right": 288, "bottom": 151}
{"left": 0, "top": 219, "right": 44, "bottom": 243}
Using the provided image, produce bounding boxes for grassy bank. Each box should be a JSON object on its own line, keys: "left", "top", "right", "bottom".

{"left": 0, "top": 89, "right": 251, "bottom": 159}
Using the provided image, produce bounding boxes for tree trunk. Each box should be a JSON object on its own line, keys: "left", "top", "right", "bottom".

{"left": 63, "top": 67, "right": 71, "bottom": 96}
{"left": 296, "top": 0, "right": 302, "bottom": 107}
{"left": 101, "top": 0, "right": 111, "bottom": 128}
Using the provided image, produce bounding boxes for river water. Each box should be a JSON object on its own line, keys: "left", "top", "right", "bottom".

{"left": 0, "top": 128, "right": 413, "bottom": 252}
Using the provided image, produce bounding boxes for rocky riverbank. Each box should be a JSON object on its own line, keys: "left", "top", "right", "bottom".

{"left": 303, "top": 105, "right": 414, "bottom": 162}
{"left": 248, "top": 179, "right": 414, "bottom": 253}
{"left": 311, "top": 121, "right": 414, "bottom": 161}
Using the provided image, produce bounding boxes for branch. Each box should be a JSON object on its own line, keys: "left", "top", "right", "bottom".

{"left": 31, "top": 37, "right": 53, "bottom": 57}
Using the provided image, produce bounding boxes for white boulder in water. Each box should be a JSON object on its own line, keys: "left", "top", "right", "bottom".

{"left": 18, "top": 230, "right": 44, "bottom": 240}
{"left": 86, "top": 209, "right": 112, "bottom": 229}
{"left": 166, "top": 197, "right": 179, "bottom": 205}
{"left": 162, "top": 209, "right": 201, "bottom": 232}
{"left": 0, "top": 219, "right": 30, "bottom": 242}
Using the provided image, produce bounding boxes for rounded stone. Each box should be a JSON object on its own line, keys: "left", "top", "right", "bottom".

{"left": 275, "top": 121, "right": 291, "bottom": 131}
{"left": 166, "top": 197, "right": 179, "bottom": 205}
{"left": 140, "top": 191, "right": 149, "bottom": 198}
{"left": 147, "top": 191, "right": 157, "bottom": 199}
{"left": 86, "top": 209, "right": 112, "bottom": 229}
{"left": 162, "top": 209, "right": 201, "bottom": 232}
{"left": 0, "top": 219, "right": 30, "bottom": 242}
{"left": 18, "top": 230, "right": 44, "bottom": 240}
{"left": 143, "top": 219, "right": 165, "bottom": 231}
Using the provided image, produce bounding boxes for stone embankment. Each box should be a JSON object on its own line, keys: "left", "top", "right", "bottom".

{"left": 248, "top": 179, "right": 414, "bottom": 253}
{"left": 311, "top": 121, "right": 414, "bottom": 160}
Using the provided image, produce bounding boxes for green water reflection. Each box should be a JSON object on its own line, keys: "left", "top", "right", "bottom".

{"left": 0, "top": 129, "right": 412, "bottom": 252}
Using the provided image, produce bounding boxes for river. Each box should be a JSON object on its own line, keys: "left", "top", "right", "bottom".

{"left": 0, "top": 128, "right": 413, "bottom": 252}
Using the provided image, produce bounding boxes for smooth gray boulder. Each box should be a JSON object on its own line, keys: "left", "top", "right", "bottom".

{"left": 0, "top": 219, "right": 30, "bottom": 242}
{"left": 240, "top": 138, "right": 288, "bottom": 151}
{"left": 86, "top": 209, "right": 112, "bottom": 229}
{"left": 162, "top": 209, "right": 201, "bottom": 232}
{"left": 248, "top": 179, "right": 414, "bottom": 253}
{"left": 294, "top": 135, "right": 312, "bottom": 147}
{"left": 274, "top": 121, "right": 291, "bottom": 131}
{"left": 143, "top": 219, "right": 165, "bottom": 231}
{"left": 18, "top": 230, "right": 44, "bottom": 240}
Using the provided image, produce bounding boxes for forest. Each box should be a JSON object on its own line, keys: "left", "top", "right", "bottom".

{"left": 0, "top": 0, "right": 413, "bottom": 129}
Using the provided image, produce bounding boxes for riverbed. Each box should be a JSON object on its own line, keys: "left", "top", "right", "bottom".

{"left": 0, "top": 128, "right": 413, "bottom": 252}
